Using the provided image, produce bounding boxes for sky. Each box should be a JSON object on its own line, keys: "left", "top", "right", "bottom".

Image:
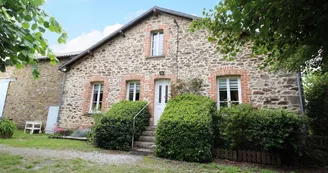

{"left": 42, "top": 0, "right": 220, "bottom": 54}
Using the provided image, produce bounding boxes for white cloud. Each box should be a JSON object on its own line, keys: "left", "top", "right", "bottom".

{"left": 51, "top": 23, "right": 123, "bottom": 53}
{"left": 124, "top": 10, "right": 146, "bottom": 21}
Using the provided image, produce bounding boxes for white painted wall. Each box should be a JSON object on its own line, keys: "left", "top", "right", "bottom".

{"left": 0, "top": 79, "right": 10, "bottom": 117}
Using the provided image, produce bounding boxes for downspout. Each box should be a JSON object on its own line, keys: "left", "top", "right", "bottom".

{"left": 173, "top": 18, "right": 180, "bottom": 80}
{"left": 57, "top": 69, "right": 68, "bottom": 122}
{"left": 296, "top": 72, "right": 307, "bottom": 135}
{"left": 297, "top": 72, "right": 305, "bottom": 114}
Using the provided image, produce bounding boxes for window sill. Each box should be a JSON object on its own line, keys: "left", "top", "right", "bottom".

{"left": 146, "top": 55, "right": 165, "bottom": 59}
{"left": 83, "top": 112, "right": 101, "bottom": 116}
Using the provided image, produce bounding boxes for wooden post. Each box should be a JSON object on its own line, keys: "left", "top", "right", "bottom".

{"left": 266, "top": 152, "right": 272, "bottom": 164}
{"left": 261, "top": 152, "right": 266, "bottom": 164}
{"left": 233, "top": 150, "right": 237, "bottom": 161}
{"left": 243, "top": 150, "right": 247, "bottom": 161}
{"left": 238, "top": 150, "right": 243, "bottom": 161}
{"left": 277, "top": 153, "right": 282, "bottom": 166}
{"left": 271, "top": 153, "right": 277, "bottom": 165}
{"left": 257, "top": 152, "right": 261, "bottom": 163}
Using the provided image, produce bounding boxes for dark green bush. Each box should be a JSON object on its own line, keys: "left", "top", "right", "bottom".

{"left": 305, "top": 72, "right": 328, "bottom": 136}
{"left": 217, "top": 104, "right": 304, "bottom": 163}
{"left": 0, "top": 118, "right": 16, "bottom": 138}
{"left": 155, "top": 94, "right": 216, "bottom": 162}
{"left": 94, "top": 101, "right": 149, "bottom": 150}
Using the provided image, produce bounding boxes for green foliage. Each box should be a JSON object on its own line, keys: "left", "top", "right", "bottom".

{"left": 170, "top": 78, "right": 203, "bottom": 98}
{"left": 191, "top": 0, "right": 328, "bottom": 72}
{"left": 217, "top": 104, "right": 304, "bottom": 153}
{"left": 304, "top": 72, "right": 328, "bottom": 136}
{"left": 0, "top": 0, "right": 67, "bottom": 78}
{"left": 155, "top": 94, "right": 216, "bottom": 162}
{"left": 93, "top": 101, "right": 149, "bottom": 150}
{"left": 0, "top": 118, "right": 16, "bottom": 138}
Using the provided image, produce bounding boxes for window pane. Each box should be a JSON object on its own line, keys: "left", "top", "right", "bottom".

{"left": 158, "top": 85, "right": 162, "bottom": 103}
{"left": 165, "top": 85, "right": 168, "bottom": 103}
{"left": 219, "top": 91, "right": 228, "bottom": 101}
{"left": 158, "top": 32, "right": 164, "bottom": 55}
{"left": 219, "top": 79, "right": 227, "bottom": 91}
{"left": 230, "top": 90, "right": 239, "bottom": 101}
{"left": 219, "top": 101, "right": 228, "bottom": 107}
{"left": 229, "top": 78, "right": 238, "bottom": 90}
{"left": 152, "top": 33, "right": 158, "bottom": 56}
{"left": 135, "top": 82, "right": 140, "bottom": 101}
{"left": 128, "top": 83, "right": 134, "bottom": 101}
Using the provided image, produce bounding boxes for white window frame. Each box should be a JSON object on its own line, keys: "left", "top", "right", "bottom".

{"left": 151, "top": 31, "right": 164, "bottom": 56}
{"left": 89, "top": 83, "right": 103, "bottom": 113}
{"left": 126, "top": 81, "right": 140, "bottom": 101}
{"left": 217, "top": 77, "right": 242, "bottom": 109}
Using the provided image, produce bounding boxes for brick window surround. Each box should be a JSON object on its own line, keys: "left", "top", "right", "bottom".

{"left": 119, "top": 74, "right": 145, "bottom": 101}
{"left": 208, "top": 66, "right": 251, "bottom": 103}
{"left": 148, "top": 74, "right": 176, "bottom": 125}
{"left": 144, "top": 24, "right": 171, "bottom": 57}
{"left": 82, "top": 76, "right": 109, "bottom": 114}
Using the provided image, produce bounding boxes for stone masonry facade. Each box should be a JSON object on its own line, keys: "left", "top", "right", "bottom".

{"left": 59, "top": 12, "right": 301, "bottom": 129}
{"left": 0, "top": 59, "right": 69, "bottom": 129}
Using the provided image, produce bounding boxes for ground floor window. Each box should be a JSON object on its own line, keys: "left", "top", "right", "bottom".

{"left": 126, "top": 81, "right": 140, "bottom": 101}
{"left": 89, "top": 83, "right": 104, "bottom": 113}
{"left": 217, "top": 77, "right": 242, "bottom": 108}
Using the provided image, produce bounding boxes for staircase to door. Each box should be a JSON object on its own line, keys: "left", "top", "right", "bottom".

{"left": 131, "top": 126, "right": 155, "bottom": 155}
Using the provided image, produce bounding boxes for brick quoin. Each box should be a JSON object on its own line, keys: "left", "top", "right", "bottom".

{"left": 82, "top": 76, "right": 109, "bottom": 114}
{"left": 144, "top": 24, "right": 171, "bottom": 57}
{"left": 208, "top": 66, "right": 251, "bottom": 103}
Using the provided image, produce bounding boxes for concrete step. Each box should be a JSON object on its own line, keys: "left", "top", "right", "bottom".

{"left": 130, "top": 147, "right": 154, "bottom": 155}
{"left": 138, "top": 136, "right": 155, "bottom": 142}
{"left": 142, "top": 130, "right": 155, "bottom": 136}
{"left": 145, "top": 126, "right": 156, "bottom": 131}
{"left": 134, "top": 141, "right": 155, "bottom": 149}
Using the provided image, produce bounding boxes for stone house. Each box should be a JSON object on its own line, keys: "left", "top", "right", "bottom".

{"left": 0, "top": 52, "right": 79, "bottom": 128}
{"left": 57, "top": 6, "right": 302, "bottom": 129}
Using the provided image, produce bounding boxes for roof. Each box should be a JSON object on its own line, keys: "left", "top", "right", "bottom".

{"left": 37, "top": 51, "right": 82, "bottom": 60}
{"left": 58, "top": 6, "right": 200, "bottom": 69}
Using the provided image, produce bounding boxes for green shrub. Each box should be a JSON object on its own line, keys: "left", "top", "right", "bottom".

{"left": 304, "top": 72, "right": 328, "bottom": 136}
{"left": 155, "top": 94, "right": 216, "bottom": 162}
{"left": 0, "top": 118, "right": 16, "bottom": 138}
{"left": 94, "top": 101, "right": 149, "bottom": 150}
{"left": 217, "top": 104, "right": 304, "bottom": 155}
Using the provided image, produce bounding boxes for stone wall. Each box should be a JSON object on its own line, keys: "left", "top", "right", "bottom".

{"left": 2, "top": 59, "right": 68, "bottom": 129}
{"left": 59, "top": 13, "right": 300, "bottom": 128}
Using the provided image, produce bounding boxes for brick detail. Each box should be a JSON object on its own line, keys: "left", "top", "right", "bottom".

{"left": 119, "top": 74, "right": 145, "bottom": 100}
{"left": 148, "top": 74, "right": 176, "bottom": 125}
{"left": 144, "top": 24, "right": 171, "bottom": 57}
{"left": 82, "top": 76, "right": 109, "bottom": 114}
{"left": 208, "top": 66, "right": 251, "bottom": 103}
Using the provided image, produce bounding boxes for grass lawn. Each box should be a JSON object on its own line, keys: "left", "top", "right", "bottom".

{"left": 0, "top": 152, "right": 283, "bottom": 173}
{"left": 0, "top": 130, "right": 98, "bottom": 152}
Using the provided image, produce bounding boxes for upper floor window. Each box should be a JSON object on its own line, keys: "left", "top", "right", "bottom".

{"left": 151, "top": 31, "right": 164, "bottom": 56}
{"left": 126, "top": 81, "right": 140, "bottom": 101}
{"left": 90, "top": 83, "right": 104, "bottom": 113}
{"left": 217, "top": 77, "right": 242, "bottom": 108}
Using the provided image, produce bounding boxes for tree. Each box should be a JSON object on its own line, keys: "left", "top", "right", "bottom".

{"left": 190, "top": 0, "right": 328, "bottom": 72}
{"left": 0, "top": 0, "right": 67, "bottom": 78}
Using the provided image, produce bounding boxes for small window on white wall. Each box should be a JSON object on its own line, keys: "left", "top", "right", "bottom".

{"left": 217, "top": 77, "right": 242, "bottom": 108}
{"left": 90, "top": 83, "right": 104, "bottom": 113}
{"left": 151, "top": 31, "right": 164, "bottom": 56}
{"left": 127, "top": 81, "right": 140, "bottom": 101}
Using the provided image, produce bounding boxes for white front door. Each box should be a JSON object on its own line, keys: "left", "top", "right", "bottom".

{"left": 154, "top": 79, "right": 170, "bottom": 125}
{"left": 0, "top": 80, "right": 10, "bottom": 118}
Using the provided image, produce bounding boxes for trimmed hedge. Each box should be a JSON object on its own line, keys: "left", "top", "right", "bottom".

{"left": 216, "top": 104, "right": 304, "bottom": 163}
{"left": 93, "top": 100, "right": 149, "bottom": 150}
{"left": 305, "top": 72, "right": 328, "bottom": 136}
{"left": 0, "top": 118, "right": 16, "bottom": 138}
{"left": 155, "top": 94, "right": 216, "bottom": 162}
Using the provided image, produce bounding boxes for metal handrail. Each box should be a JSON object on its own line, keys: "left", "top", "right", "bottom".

{"left": 131, "top": 101, "right": 151, "bottom": 148}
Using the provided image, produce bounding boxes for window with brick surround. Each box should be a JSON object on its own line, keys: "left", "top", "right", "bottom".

{"left": 217, "top": 77, "right": 242, "bottom": 108}
{"left": 89, "top": 83, "right": 104, "bottom": 113}
{"left": 151, "top": 31, "right": 164, "bottom": 56}
{"left": 126, "top": 81, "right": 140, "bottom": 101}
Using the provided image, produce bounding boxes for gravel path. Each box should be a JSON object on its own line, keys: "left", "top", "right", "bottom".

{"left": 0, "top": 144, "right": 142, "bottom": 164}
